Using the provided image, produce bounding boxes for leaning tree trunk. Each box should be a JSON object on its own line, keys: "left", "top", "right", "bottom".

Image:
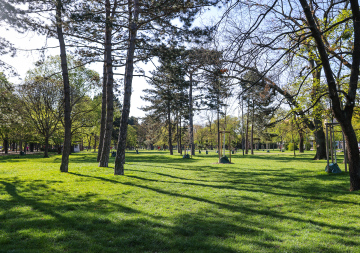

{"left": 114, "top": 0, "right": 139, "bottom": 175}
{"left": 97, "top": 60, "right": 107, "bottom": 162}
{"left": 56, "top": 0, "right": 71, "bottom": 173}
{"left": 99, "top": 0, "right": 115, "bottom": 167}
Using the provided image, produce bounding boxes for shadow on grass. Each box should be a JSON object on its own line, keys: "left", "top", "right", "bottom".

{"left": 0, "top": 180, "right": 247, "bottom": 252}
{"left": 1, "top": 167, "right": 359, "bottom": 253}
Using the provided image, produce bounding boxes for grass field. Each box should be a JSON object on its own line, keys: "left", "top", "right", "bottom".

{"left": 0, "top": 150, "right": 359, "bottom": 252}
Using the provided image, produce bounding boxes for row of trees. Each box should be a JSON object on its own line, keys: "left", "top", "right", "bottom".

{"left": 138, "top": 0, "right": 360, "bottom": 191}
{"left": 2, "top": 1, "right": 360, "bottom": 191}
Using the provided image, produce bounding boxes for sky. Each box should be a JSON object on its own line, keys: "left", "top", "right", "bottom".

{"left": 0, "top": 4, "right": 240, "bottom": 125}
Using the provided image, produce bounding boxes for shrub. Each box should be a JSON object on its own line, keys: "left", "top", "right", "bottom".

{"left": 288, "top": 143, "right": 298, "bottom": 151}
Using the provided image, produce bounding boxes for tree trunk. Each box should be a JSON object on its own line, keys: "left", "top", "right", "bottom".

{"left": 189, "top": 72, "right": 195, "bottom": 156}
{"left": 341, "top": 119, "right": 360, "bottom": 191}
{"left": 312, "top": 119, "right": 327, "bottom": 159}
{"left": 114, "top": 0, "right": 139, "bottom": 175}
{"left": 245, "top": 104, "right": 249, "bottom": 155}
{"left": 299, "top": 132, "right": 304, "bottom": 153}
{"left": 4, "top": 138, "right": 8, "bottom": 154}
{"left": 177, "top": 115, "right": 180, "bottom": 153}
{"left": 217, "top": 107, "right": 220, "bottom": 162}
{"left": 99, "top": 0, "right": 115, "bottom": 167}
{"left": 167, "top": 100, "right": 173, "bottom": 155}
{"left": 179, "top": 116, "right": 182, "bottom": 155}
{"left": 56, "top": 0, "right": 71, "bottom": 173}
{"left": 250, "top": 103, "right": 254, "bottom": 155}
{"left": 44, "top": 136, "right": 49, "bottom": 158}
{"left": 97, "top": 59, "right": 107, "bottom": 162}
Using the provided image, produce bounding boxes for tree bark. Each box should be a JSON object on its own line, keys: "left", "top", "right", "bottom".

{"left": 179, "top": 116, "right": 182, "bottom": 155}
{"left": 189, "top": 72, "right": 195, "bottom": 156}
{"left": 313, "top": 118, "right": 327, "bottom": 160}
{"left": 299, "top": 132, "right": 304, "bottom": 153}
{"left": 167, "top": 100, "right": 173, "bottom": 155}
{"left": 250, "top": 102, "right": 254, "bottom": 155}
{"left": 56, "top": 0, "right": 71, "bottom": 173}
{"left": 245, "top": 103, "right": 249, "bottom": 155}
{"left": 99, "top": 0, "right": 115, "bottom": 167}
{"left": 114, "top": 0, "right": 139, "bottom": 175}
{"left": 97, "top": 59, "right": 107, "bottom": 162}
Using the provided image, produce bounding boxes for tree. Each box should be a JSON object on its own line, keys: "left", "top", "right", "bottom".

{"left": 114, "top": 0, "right": 221, "bottom": 175}
{"left": 220, "top": 0, "right": 360, "bottom": 191}
{"left": 17, "top": 76, "right": 63, "bottom": 158}
{"left": 142, "top": 47, "right": 188, "bottom": 155}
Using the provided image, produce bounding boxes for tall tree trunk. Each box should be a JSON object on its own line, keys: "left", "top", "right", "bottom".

{"left": 241, "top": 98, "right": 245, "bottom": 155}
{"left": 56, "top": 0, "right": 71, "bottom": 173}
{"left": 189, "top": 72, "right": 195, "bottom": 156}
{"left": 217, "top": 107, "right": 220, "bottom": 162}
{"left": 114, "top": 0, "right": 139, "bottom": 175}
{"left": 245, "top": 104, "right": 249, "bottom": 155}
{"left": 177, "top": 114, "right": 180, "bottom": 153}
{"left": 99, "top": 0, "right": 115, "bottom": 167}
{"left": 97, "top": 60, "right": 107, "bottom": 162}
{"left": 250, "top": 102, "right": 254, "bottom": 155}
{"left": 179, "top": 116, "right": 182, "bottom": 155}
{"left": 167, "top": 101, "right": 173, "bottom": 155}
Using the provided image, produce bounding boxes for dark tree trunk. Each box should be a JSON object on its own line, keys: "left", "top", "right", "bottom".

{"left": 299, "top": 132, "right": 304, "bottom": 153}
{"left": 245, "top": 105, "right": 249, "bottom": 155}
{"left": 44, "top": 136, "right": 49, "bottom": 158}
{"left": 97, "top": 60, "right": 107, "bottom": 162}
{"left": 167, "top": 100, "right": 173, "bottom": 155}
{"left": 177, "top": 115, "right": 180, "bottom": 153}
{"left": 189, "top": 72, "right": 195, "bottom": 156}
{"left": 312, "top": 119, "right": 327, "bottom": 159}
{"left": 250, "top": 103, "right": 254, "bottom": 155}
{"left": 99, "top": 0, "right": 115, "bottom": 167}
{"left": 179, "top": 116, "right": 182, "bottom": 155}
{"left": 56, "top": 0, "right": 71, "bottom": 172}
{"left": 217, "top": 107, "right": 220, "bottom": 162}
{"left": 88, "top": 136, "right": 92, "bottom": 151}
{"left": 114, "top": 0, "right": 139, "bottom": 175}
{"left": 4, "top": 138, "right": 8, "bottom": 154}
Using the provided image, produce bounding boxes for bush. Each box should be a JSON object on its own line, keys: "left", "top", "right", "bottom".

{"left": 288, "top": 143, "right": 298, "bottom": 151}
{"left": 305, "top": 142, "right": 312, "bottom": 151}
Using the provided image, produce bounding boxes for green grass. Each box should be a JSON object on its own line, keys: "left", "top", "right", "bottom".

{"left": 0, "top": 150, "right": 359, "bottom": 252}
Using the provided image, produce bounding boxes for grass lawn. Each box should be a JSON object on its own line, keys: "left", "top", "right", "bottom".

{"left": 0, "top": 150, "right": 359, "bottom": 252}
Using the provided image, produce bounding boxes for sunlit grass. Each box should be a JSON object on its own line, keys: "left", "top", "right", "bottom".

{"left": 0, "top": 150, "right": 359, "bottom": 252}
